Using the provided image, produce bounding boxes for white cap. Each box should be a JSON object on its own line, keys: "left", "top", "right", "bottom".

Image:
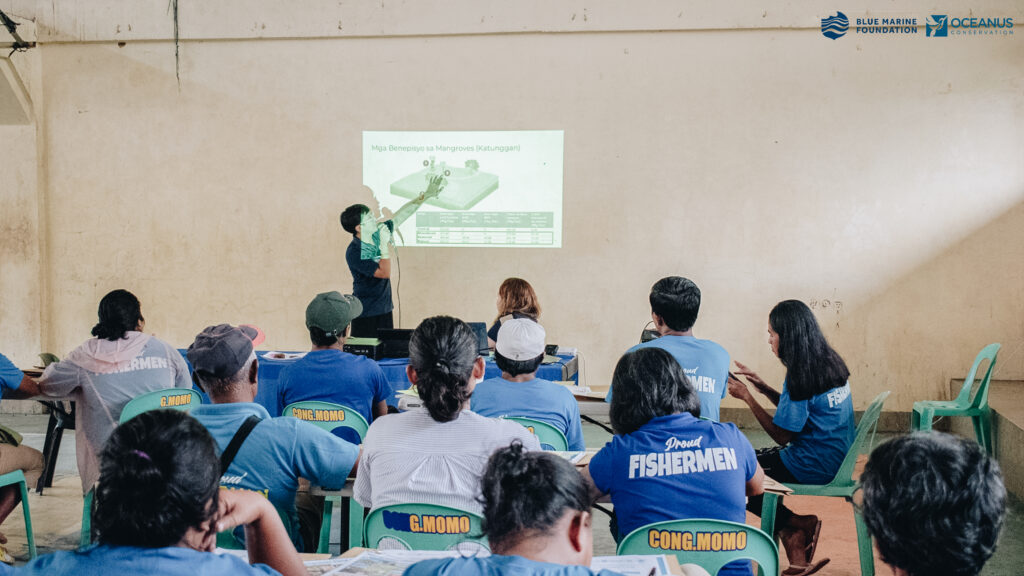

{"left": 496, "top": 318, "right": 546, "bottom": 361}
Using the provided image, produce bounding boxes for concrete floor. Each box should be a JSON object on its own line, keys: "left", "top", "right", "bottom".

{"left": 1, "top": 416, "right": 1022, "bottom": 575}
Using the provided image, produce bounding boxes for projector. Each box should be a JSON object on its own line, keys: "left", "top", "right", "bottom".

{"left": 343, "top": 337, "right": 382, "bottom": 360}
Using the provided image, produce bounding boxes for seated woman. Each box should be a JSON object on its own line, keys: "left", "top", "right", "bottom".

{"left": 38, "top": 289, "right": 191, "bottom": 494}
{"left": 354, "top": 316, "right": 540, "bottom": 515}
{"left": 583, "top": 348, "right": 763, "bottom": 576}
{"left": 727, "top": 299, "right": 853, "bottom": 576}
{"left": 0, "top": 353, "right": 44, "bottom": 564}
{"left": 405, "top": 442, "right": 636, "bottom": 576}
{"left": 487, "top": 278, "right": 542, "bottom": 347}
{"left": 16, "top": 409, "right": 305, "bottom": 575}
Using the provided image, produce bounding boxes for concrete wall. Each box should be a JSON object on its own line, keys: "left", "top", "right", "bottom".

{"left": 1, "top": 1, "right": 1022, "bottom": 410}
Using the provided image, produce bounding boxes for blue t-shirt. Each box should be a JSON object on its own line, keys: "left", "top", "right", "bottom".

{"left": 606, "top": 336, "right": 730, "bottom": 422}
{"left": 276, "top": 349, "right": 392, "bottom": 422}
{"left": 190, "top": 402, "right": 359, "bottom": 548}
{"left": 404, "top": 555, "right": 624, "bottom": 576}
{"left": 470, "top": 377, "right": 585, "bottom": 450}
{"left": 0, "top": 353, "right": 23, "bottom": 397}
{"left": 774, "top": 381, "right": 855, "bottom": 485}
{"left": 346, "top": 235, "right": 392, "bottom": 317}
{"left": 589, "top": 413, "right": 756, "bottom": 576}
{"left": 11, "top": 544, "right": 279, "bottom": 575}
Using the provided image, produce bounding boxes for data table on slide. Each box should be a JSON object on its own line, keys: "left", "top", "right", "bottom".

{"left": 415, "top": 211, "right": 555, "bottom": 246}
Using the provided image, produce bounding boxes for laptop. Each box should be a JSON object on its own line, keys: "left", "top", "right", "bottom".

{"left": 467, "top": 322, "right": 490, "bottom": 355}
{"left": 377, "top": 328, "right": 414, "bottom": 359}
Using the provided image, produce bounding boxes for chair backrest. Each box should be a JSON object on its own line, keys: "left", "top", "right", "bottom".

{"left": 617, "top": 518, "right": 778, "bottom": 576}
{"left": 283, "top": 400, "right": 369, "bottom": 442}
{"left": 956, "top": 343, "right": 1000, "bottom": 409}
{"left": 503, "top": 416, "right": 569, "bottom": 451}
{"left": 823, "top": 390, "right": 890, "bottom": 488}
{"left": 119, "top": 388, "right": 203, "bottom": 423}
{"left": 38, "top": 353, "right": 60, "bottom": 367}
{"left": 363, "top": 503, "right": 488, "bottom": 552}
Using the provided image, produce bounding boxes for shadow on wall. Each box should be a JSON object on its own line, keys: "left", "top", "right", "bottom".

{"left": 837, "top": 198, "right": 1024, "bottom": 411}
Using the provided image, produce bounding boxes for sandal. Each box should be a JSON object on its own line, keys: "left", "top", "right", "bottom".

{"left": 782, "top": 558, "right": 830, "bottom": 576}
{"left": 0, "top": 543, "right": 14, "bottom": 565}
{"left": 805, "top": 518, "right": 823, "bottom": 564}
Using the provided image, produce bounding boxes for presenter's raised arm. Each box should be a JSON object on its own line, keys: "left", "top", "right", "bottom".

{"left": 391, "top": 175, "right": 445, "bottom": 227}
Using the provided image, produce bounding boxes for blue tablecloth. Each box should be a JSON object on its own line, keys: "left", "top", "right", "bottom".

{"left": 178, "top": 350, "right": 576, "bottom": 415}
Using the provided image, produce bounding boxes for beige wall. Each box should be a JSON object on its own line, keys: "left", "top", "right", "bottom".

{"left": 1, "top": 1, "right": 1022, "bottom": 409}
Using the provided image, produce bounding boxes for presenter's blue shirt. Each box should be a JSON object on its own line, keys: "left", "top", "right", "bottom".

{"left": 346, "top": 234, "right": 392, "bottom": 317}
{"left": 11, "top": 544, "right": 279, "bottom": 575}
{"left": 589, "top": 413, "right": 756, "bottom": 576}
{"left": 0, "top": 353, "right": 23, "bottom": 397}
{"left": 404, "top": 555, "right": 625, "bottom": 576}
{"left": 774, "top": 381, "right": 855, "bottom": 484}
{"left": 191, "top": 402, "right": 359, "bottom": 548}
{"left": 606, "top": 335, "right": 730, "bottom": 422}
{"left": 276, "top": 348, "right": 392, "bottom": 421}
{"left": 470, "top": 376, "right": 585, "bottom": 450}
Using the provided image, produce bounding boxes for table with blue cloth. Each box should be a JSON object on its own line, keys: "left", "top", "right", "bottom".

{"left": 178, "top": 350, "right": 578, "bottom": 415}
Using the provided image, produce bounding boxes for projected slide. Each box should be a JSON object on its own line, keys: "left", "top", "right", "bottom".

{"left": 363, "top": 130, "right": 563, "bottom": 248}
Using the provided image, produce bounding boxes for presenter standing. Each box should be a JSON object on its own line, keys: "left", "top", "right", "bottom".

{"left": 340, "top": 176, "right": 445, "bottom": 338}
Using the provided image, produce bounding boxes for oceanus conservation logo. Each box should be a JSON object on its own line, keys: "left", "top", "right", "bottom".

{"left": 927, "top": 15, "right": 949, "bottom": 37}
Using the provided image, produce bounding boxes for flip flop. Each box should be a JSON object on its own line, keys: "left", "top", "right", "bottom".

{"left": 805, "top": 518, "right": 823, "bottom": 564}
{"left": 782, "top": 558, "right": 830, "bottom": 576}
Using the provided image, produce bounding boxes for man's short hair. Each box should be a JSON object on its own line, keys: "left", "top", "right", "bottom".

{"left": 860, "top": 432, "right": 1006, "bottom": 576}
{"left": 494, "top": 351, "right": 543, "bottom": 377}
{"left": 340, "top": 204, "right": 370, "bottom": 235}
{"left": 649, "top": 277, "right": 701, "bottom": 332}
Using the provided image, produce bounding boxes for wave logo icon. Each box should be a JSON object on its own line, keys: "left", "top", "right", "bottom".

{"left": 821, "top": 12, "right": 850, "bottom": 39}
{"left": 926, "top": 15, "right": 948, "bottom": 37}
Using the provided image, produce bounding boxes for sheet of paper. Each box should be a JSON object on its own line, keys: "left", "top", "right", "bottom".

{"left": 591, "top": 554, "right": 671, "bottom": 576}
{"left": 305, "top": 550, "right": 476, "bottom": 576}
{"left": 763, "top": 475, "right": 794, "bottom": 495}
{"left": 552, "top": 450, "right": 587, "bottom": 463}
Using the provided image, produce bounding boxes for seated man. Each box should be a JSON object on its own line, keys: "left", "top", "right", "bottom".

{"left": 0, "top": 353, "right": 44, "bottom": 564}
{"left": 276, "top": 291, "right": 392, "bottom": 423}
{"left": 471, "top": 319, "right": 584, "bottom": 450}
{"left": 606, "top": 276, "right": 730, "bottom": 422}
{"left": 187, "top": 324, "right": 359, "bottom": 552}
{"left": 860, "top": 432, "right": 1007, "bottom": 576}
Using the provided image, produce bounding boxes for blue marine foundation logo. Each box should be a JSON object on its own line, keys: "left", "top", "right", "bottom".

{"left": 821, "top": 12, "right": 850, "bottom": 39}
{"left": 927, "top": 15, "right": 948, "bottom": 37}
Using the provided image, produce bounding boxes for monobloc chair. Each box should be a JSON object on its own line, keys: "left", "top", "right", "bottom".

{"left": 363, "top": 503, "right": 488, "bottom": 553}
{"left": 911, "top": 343, "right": 1000, "bottom": 454}
{"left": 283, "top": 400, "right": 370, "bottom": 554}
{"left": 617, "top": 518, "right": 778, "bottom": 576}
{"left": 760, "top": 390, "right": 890, "bottom": 576}
{"left": 0, "top": 470, "right": 37, "bottom": 559}
{"left": 81, "top": 388, "right": 202, "bottom": 547}
{"left": 119, "top": 388, "right": 203, "bottom": 423}
{"left": 503, "top": 416, "right": 569, "bottom": 451}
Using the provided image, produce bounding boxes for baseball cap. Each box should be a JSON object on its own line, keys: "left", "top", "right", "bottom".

{"left": 305, "top": 291, "right": 363, "bottom": 336}
{"left": 186, "top": 324, "right": 258, "bottom": 379}
{"left": 496, "top": 318, "right": 546, "bottom": 361}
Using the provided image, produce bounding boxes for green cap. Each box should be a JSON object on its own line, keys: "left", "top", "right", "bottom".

{"left": 305, "top": 291, "right": 362, "bottom": 337}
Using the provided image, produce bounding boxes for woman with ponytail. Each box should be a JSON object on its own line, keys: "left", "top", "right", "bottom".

{"left": 38, "top": 289, "right": 192, "bottom": 495}
{"left": 583, "top": 348, "right": 764, "bottom": 576}
{"left": 354, "top": 316, "right": 539, "bottom": 514}
{"left": 727, "top": 300, "right": 853, "bottom": 576}
{"left": 405, "top": 442, "right": 625, "bottom": 576}
{"left": 17, "top": 410, "right": 305, "bottom": 575}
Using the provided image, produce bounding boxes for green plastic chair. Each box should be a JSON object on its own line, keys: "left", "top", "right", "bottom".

{"left": 911, "top": 343, "right": 999, "bottom": 454}
{"left": 363, "top": 503, "right": 488, "bottom": 552}
{"left": 119, "top": 389, "right": 203, "bottom": 423}
{"left": 80, "top": 388, "right": 202, "bottom": 547}
{"left": 617, "top": 518, "right": 777, "bottom": 576}
{"left": 503, "top": 416, "right": 569, "bottom": 451}
{"left": 760, "top": 390, "right": 890, "bottom": 576}
{"left": 0, "top": 470, "right": 37, "bottom": 559}
{"left": 283, "top": 401, "right": 369, "bottom": 554}
{"left": 38, "top": 352, "right": 60, "bottom": 367}
{"left": 79, "top": 489, "right": 94, "bottom": 549}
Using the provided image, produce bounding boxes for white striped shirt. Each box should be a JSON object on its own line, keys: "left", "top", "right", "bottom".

{"left": 353, "top": 408, "right": 540, "bottom": 514}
